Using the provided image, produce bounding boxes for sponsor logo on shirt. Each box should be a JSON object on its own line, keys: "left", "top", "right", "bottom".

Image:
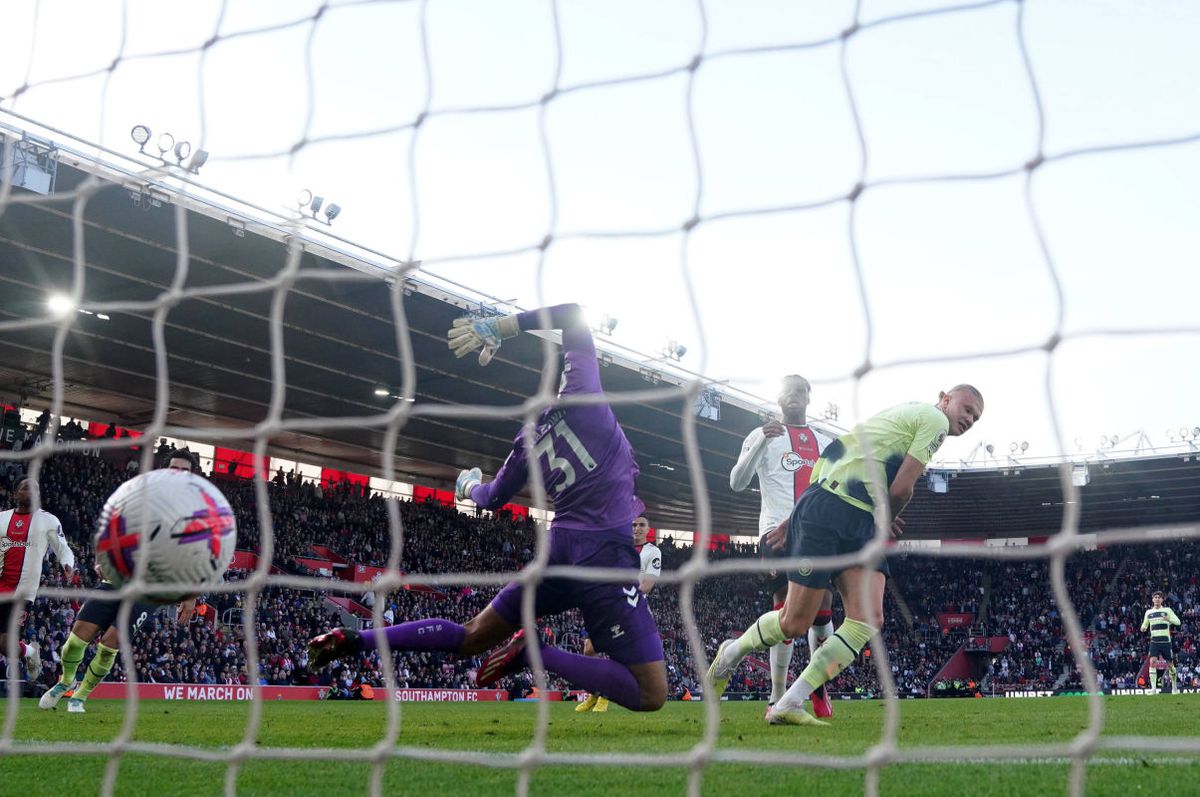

{"left": 781, "top": 451, "right": 817, "bottom": 472}
{"left": 928, "top": 431, "right": 947, "bottom": 457}
{"left": 0, "top": 537, "right": 31, "bottom": 553}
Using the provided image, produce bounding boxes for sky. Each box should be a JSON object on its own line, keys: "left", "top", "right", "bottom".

{"left": 1, "top": 0, "right": 1198, "bottom": 467}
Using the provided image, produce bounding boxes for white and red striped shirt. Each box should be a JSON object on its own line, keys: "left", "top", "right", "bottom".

{"left": 729, "top": 424, "right": 835, "bottom": 536}
{"left": 0, "top": 508, "right": 74, "bottom": 601}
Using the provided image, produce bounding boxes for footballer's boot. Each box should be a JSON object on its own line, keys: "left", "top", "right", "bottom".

{"left": 307, "top": 628, "right": 363, "bottom": 669}
{"left": 766, "top": 702, "right": 829, "bottom": 727}
{"left": 67, "top": 698, "right": 86, "bottom": 714}
{"left": 705, "top": 639, "right": 737, "bottom": 699}
{"left": 810, "top": 684, "right": 834, "bottom": 719}
{"left": 591, "top": 697, "right": 609, "bottom": 713}
{"left": 39, "top": 680, "right": 78, "bottom": 710}
{"left": 475, "top": 630, "right": 527, "bottom": 688}
{"left": 575, "top": 694, "right": 599, "bottom": 713}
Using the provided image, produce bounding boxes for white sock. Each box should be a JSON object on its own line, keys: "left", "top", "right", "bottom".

{"left": 807, "top": 621, "right": 833, "bottom": 654}
{"left": 769, "top": 642, "right": 794, "bottom": 704}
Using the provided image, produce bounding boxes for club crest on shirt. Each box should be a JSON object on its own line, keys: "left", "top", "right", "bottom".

{"left": 798, "top": 432, "right": 809, "bottom": 443}
{"left": 14, "top": 520, "right": 23, "bottom": 529}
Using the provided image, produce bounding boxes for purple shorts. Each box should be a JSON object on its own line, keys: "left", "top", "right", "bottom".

{"left": 491, "top": 525, "right": 663, "bottom": 666}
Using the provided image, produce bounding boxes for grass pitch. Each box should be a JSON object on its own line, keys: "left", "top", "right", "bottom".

{"left": 4, "top": 695, "right": 1199, "bottom": 796}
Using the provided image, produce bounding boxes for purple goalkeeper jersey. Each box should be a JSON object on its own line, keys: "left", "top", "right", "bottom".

{"left": 469, "top": 304, "right": 644, "bottom": 532}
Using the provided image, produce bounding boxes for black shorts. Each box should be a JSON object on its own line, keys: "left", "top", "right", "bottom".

{"left": 0, "top": 599, "right": 32, "bottom": 635}
{"left": 786, "top": 484, "right": 890, "bottom": 588}
{"left": 759, "top": 534, "right": 789, "bottom": 597}
{"left": 1148, "top": 641, "right": 1174, "bottom": 662}
{"left": 76, "top": 583, "right": 156, "bottom": 639}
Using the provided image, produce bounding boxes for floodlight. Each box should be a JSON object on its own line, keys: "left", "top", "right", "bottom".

{"left": 599, "top": 314, "right": 618, "bottom": 335}
{"left": 985, "top": 444, "right": 994, "bottom": 455}
{"left": 47, "top": 294, "right": 74, "bottom": 317}
{"left": 310, "top": 195, "right": 324, "bottom": 214}
{"left": 1020, "top": 441, "right": 1028, "bottom": 452}
{"left": 373, "top": 387, "right": 389, "bottom": 397}
{"left": 173, "top": 140, "right": 191, "bottom": 162}
{"left": 298, "top": 189, "right": 313, "bottom": 207}
{"left": 664, "top": 340, "right": 687, "bottom": 361}
{"left": 186, "top": 149, "right": 209, "bottom": 173}
{"left": 324, "top": 203, "right": 341, "bottom": 222}
{"left": 156, "top": 132, "right": 175, "bottom": 156}
{"left": 130, "top": 124, "right": 152, "bottom": 151}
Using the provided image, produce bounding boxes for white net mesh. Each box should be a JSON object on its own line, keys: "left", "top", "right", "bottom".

{"left": 2, "top": 1, "right": 1200, "bottom": 795}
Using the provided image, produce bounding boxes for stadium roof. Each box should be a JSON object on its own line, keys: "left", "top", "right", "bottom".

{"left": 2, "top": 121, "right": 1197, "bottom": 540}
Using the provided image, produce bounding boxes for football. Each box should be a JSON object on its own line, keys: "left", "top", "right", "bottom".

{"left": 94, "top": 469, "right": 237, "bottom": 603}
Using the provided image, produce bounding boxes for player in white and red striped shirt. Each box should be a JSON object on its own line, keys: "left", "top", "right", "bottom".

{"left": 730, "top": 375, "right": 836, "bottom": 716}
{"left": 1, "top": 477, "right": 75, "bottom": 680}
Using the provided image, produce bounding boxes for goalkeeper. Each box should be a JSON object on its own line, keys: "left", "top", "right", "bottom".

{"left": 708, "top": 386, "right": 983, "bottom": 726}
{"left": 1141, "top": 590, "right": 1181, "bottom": 693}
{"left": 309, "top": 304, "right": 666, "bottom": 711}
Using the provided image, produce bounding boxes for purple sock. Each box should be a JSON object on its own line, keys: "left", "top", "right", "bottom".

{"left": 540, "top": 647, "right": 643, "bottom": 710}
{"left": 361, "top": 619, "right": 466, "bottom": 653}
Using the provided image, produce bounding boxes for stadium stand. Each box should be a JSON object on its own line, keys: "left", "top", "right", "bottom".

{"left": 2, "top": 412, "right": 1196, "bottom": 702}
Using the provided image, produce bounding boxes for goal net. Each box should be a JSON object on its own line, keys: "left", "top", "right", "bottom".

{"left": 1, "top": 1, "right": 1198, "bottom": 796}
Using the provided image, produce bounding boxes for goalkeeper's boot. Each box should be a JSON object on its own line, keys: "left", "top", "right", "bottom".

{"left": 307, "top": 628, "right": 363, "bottom": 669}
{"left": 575, "top": 693, "right": 599, "bottom": 712}
{"left": 67, "top": 698, "right": 86, "bottom": 714}
{"left": 475, "top": 630, "right": 527, "bottom": 688}
{"left": 810, "top": 683, "right": 834, "bottom": 719}
{"left": 23, "top": 643, "right": 42, "bottom": 681}
{"left": 706, "top": 639, "right": 739, "bottom": 699}
{"left": 591, "top": 697, "right": 609, "bottom": 713}
{"left": 39, "top": 680, "right": 79, "bottom": 710}
{"left": 766, "top": 702, "right": 829, "bottom": 728}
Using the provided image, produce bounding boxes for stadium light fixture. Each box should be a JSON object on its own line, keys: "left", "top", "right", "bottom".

{"left": 373, "top": 387, "right": 389, "bottom": 397}
{"left": 310, "top": 196, "right": 324, "bottom": 215}
{"left": 599, "top": 314, "right": 618, "bottom": 335}
{"left": 663, "top": 340, "right": 687, "bottom": 361}
{"left": 173, "top": 140, "right": 191, "bottom": 164}
{"left": 324, "top": 203, "right": 341, "bottom": 223}
{"left": 156, "top": 132, "right": 175, "bottom": 158}
{"left": 130, "top": 124, "right": 151, "bottom": 152}
{"left": 1020, "top": 441, "right": 1029, "bottom": 452}
{"left": 96, "top": 313, "right": 111, "bottom": 321}
{"left": 47, "top": 293, "right": 74, "bottom": 317}
{"left": 186, "top": 149, "right": 209, "bottom": 174}
{"left": 297, "top": 189, "right": 313, "bottom": 208}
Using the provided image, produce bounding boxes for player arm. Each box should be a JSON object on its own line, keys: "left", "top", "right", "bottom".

{"left": 1140, "top": 611, "right": 1150, "bottom": 632}
{"left": 177, "top": 595, "right": 199, "bottom": 623}
{"left": 640, "top": 548, "right": 662, "bottom": 594}
{"left": 47, "top": 518, "right": 76, "bottom": 578}
{"left": 468, "top": 437, "right": 531, "bottom": 511}
{"left": 515, "top": 304, "right": 602, "bottom": 396}
{"left": 729, "top": 430, "right": 768, "bottom": 492}
{"left": 1167, "top": 608, "right": 1182, "bottom": 627}
{"left": 888, "top": 455, "right": 926, "bottom": 518}
{"left": 891, "top": 406, "right": 950, "bottom": 517}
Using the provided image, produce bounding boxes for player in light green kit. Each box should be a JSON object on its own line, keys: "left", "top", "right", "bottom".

{"left": 1141, "top": 590, "right": 1181, "bottom": 693}
{"left": 707, "top": 385, "right": 983, "bottom": 726}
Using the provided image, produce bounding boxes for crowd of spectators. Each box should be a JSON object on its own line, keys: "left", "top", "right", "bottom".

{"left": 1, "top": 425, "right": 1197, "bottom": 701}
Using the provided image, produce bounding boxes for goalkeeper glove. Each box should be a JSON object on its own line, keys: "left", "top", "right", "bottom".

{"left": 455, "top": 467, "right": 482, "bottom": 502}
{"left": 447, "top": 314, "right": 520, "bottom": 366}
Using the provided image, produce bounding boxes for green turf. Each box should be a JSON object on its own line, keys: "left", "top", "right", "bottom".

{"left": 4, "top": 695, "right": 1198, "bottom": 795}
